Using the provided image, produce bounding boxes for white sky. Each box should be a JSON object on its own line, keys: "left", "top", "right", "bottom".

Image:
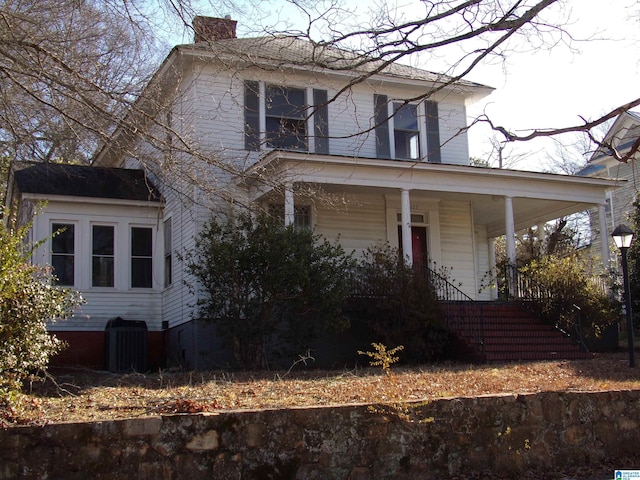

{"left": 185, "top": 0, "right": 640, "bottom": 171}
{"left": 462, "top": 0, "right": 640, "bottom": 170}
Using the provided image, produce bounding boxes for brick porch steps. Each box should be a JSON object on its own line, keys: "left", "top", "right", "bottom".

{"left": 445, "top": 301, "right": 593, "bottom": 362}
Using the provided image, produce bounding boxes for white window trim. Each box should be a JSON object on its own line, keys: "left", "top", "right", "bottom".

{"left": 90, "top": 222, "right": 117, "bottom": 290}
{"left": 387, "top": 101, "right": 426, "bottom": 161}
{"left": 258, "top": 82, "right": 314, "bottom": 153}
{"left": 129, "top": 224, "right": 154, "bottom": 290}
{"left": 50, "top": 220, "right": 78, "bottom": 287}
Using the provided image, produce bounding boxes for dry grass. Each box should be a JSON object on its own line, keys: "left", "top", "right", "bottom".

{"left": 2, "top": 352, "right": 640, "bottom": 427}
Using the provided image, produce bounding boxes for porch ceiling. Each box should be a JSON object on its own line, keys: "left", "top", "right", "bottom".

{"left": 239, "top": 151, "right": 622, "bottom": 237}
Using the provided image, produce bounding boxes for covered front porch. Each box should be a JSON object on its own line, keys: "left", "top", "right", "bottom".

{"left": 239, "top": 151, "right": 619, "bottom": 302}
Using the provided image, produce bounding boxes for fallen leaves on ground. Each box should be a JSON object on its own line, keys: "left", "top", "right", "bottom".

{"left": 2, "top": 352, "right": 640, "bottom": 427}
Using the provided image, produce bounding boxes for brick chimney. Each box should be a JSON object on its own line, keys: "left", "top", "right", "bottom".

{"left": 193, "top": 15, "right": 237, "bottom": 43}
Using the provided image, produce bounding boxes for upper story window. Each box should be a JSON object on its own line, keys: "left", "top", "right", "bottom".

{"left": 92, "top": 225, "right": 114, "bottom": 287}
{"left": 393, "top": 103, "right": 420, "bottom": 160}
{"left": 51, "top": 223, "right": 75, "bottom": 286}
{"left": 374, "top": 94, "right": 441, "bottom": 163}
{"left": 244, "top": 81, "right": 329, "bottom": 154}
{"left": 131, "top": 227, "right": 153, "bottom": 288}
{"left": 265, "top": 85, "right": 307, "bottom": 150}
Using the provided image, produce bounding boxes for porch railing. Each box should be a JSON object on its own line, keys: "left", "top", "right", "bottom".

{"left": 502, "top": 264, "right": 587, "bottom": 350}
{"left": 348, "top": 265, "right": 486, "bottom": 354}
{"left": 427, "top": 267, "right": 491, "bottom": 357}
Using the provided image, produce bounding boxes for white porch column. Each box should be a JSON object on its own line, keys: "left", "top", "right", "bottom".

{"left": 536, "top": 222, "right": 546, "bottom": 243}
{"left": 284, "top": 184, "right": 295, "bottom": 226}
{"left": 504, "top": 196, "right": 516, "bottom": 267}
{"left": 401, "top": 189, "right": 413, "bottom": 266}
{"left": 598, "top": 204, "right": 610, "bottom": 268}
{"left": 488, "top": 237, "right": 498, "bottom": 300}
{"left": 504, "top": 196, "right": 517, "bottom": 298}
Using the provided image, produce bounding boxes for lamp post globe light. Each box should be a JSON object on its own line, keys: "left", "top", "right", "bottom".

{"left": 612, "top": 224, "right": 635, "bottom": 368}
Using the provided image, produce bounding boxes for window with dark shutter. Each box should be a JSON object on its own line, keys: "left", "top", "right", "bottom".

{"left": 393, "top": 103, "right": 420, "bottom": 160}
{"left": 313, "top": 89, "right": 329, "bottom": 154}
{"left": 244, "top": 80, "right": 260, "bottom": 151}
{"left": 265, "top": 85, "right": 307, "bottom": 151}
{"left": 374, "top": 94, "right": 390, "bottom": 159}
{"left": 425, "top": 100, "right": 441, "bottom": 163}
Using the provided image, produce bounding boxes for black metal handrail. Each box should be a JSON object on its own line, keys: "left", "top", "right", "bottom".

{"left": 348, "top": 264, "right": 486, "bottom": 355}
{"left": 502, "top": 264, "right": 587, "bottom": 350}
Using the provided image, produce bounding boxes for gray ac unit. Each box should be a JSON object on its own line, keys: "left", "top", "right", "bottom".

{"left": 105, "top": 317, "right": 148, "bottom": 372}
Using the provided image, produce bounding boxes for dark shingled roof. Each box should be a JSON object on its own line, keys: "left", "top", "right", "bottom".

{"left": 178, "top": 36, "right": 490, "bottom": 91}
{"left": 13, "top": 163, "right": 161, "bottom": 202}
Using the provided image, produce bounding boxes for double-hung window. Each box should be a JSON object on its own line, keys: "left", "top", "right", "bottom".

{"left": 268, "top": 204, "right": 312, "bottom": 229}
{"left": 244, "top": 81, "right": 329, "bottom": 154}
{"left": 393, "top": 103, "right": 420, "bottom": 160}
{"left": 131, "top": 227, "right": 153, "bottom": 288}
{"left": 265, "top": 85, "right": 307, "bottom": 150}
{"left": 92, "top": 225, "right": 115, "bottom": 287}
{"left": 374, "top": 94, "right": 441, "bottom": 163}
{"left": 163, "top": 218, "right": 172, "bottom": 288}
{"left": 51, "top": 223, "right": 75, "bottom": 286}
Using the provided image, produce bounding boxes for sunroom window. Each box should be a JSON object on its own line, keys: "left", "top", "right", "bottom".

{"left": 131, "top": 227, "right": 153, "bottom": 288}
{"left": 51, "top": 223, "right": 75, "bottom": 286}
{"left": 92, "top": 225, "right": 114, "bottom": 287}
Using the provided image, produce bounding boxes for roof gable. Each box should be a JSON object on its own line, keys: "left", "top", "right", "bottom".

{"left": 13, "top": 163, "right": 161, "bottom": 202}
{"left": 589, "top": 110, "right": 640, "bottom": 164}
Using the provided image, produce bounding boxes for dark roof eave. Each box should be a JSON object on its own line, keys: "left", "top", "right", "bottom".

{"left": 13, "top": 163, "right": 162, "bottom": 203}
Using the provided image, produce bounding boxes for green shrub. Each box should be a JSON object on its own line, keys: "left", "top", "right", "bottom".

{"left": 349, "top": 244, "right": 449, "bottom": 362}
{"left": 0, "top": 221, "right": 81, "bottom": 395}
{"left": 520, "top": 254, "right": 619, "bottom": 342}
{"left": 184, "top": 212, "right": 356, "bottom": 369}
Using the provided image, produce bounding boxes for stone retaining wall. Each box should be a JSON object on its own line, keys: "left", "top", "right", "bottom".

{"left": 2, "top": 390, "right": 640, "bottom": 479}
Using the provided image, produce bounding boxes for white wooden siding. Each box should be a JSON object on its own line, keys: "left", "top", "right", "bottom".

{"left": 439, "top": 200, "right": 477, "bottom": 299}
{"left": 49, "top": 290, "right": 162, "bottom": 331}
{"left": 313, "top": 193, "right": 388, "bottom": 256}
{"left": 175, "top": 62, "right": 472, "bottom": 168}
{"left": 474, "top": 224, "right": 492, "bottom": 301}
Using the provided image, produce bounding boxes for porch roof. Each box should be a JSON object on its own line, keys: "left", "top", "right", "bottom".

{"left": 239, "top": 151, "right": 623, "bottom": 237}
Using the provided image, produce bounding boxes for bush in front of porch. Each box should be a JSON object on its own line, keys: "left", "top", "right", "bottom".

{"left": 184, "top": 211, "right": 356, "bottom": 369}
{"left": 347, "top": 243, "right": 450, "bottom": 363}
{"left": 517, "top": 254, "right": 620, "bottom": 347}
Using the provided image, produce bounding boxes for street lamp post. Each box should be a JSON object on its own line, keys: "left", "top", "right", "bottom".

{"left": 612, "top": 224, "right": 635, "bottom": 368}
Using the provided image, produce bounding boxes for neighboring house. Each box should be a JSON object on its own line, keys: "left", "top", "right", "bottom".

{"left": 581, "top": 110, "right": 640, "bottom": 267}
{"left": 7, "top": 16, "right": 620, "bottom": 369}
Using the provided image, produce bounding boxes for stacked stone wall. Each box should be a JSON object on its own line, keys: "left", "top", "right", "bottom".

{"left": 2, "top": 390, "right": 639, "bottom": 479}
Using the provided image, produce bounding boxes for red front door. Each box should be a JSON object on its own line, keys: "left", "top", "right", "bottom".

{"left": 398, "top": 226, "right": 428, "bottom": 268}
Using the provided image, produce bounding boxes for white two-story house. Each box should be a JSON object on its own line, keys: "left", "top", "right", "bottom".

{"left": 8, "top": 16, "right": 619, "bottom": 369}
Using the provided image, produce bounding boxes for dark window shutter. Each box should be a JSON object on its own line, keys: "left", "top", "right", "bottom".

{"left": 425, "top": 100, "right": 441, "bottom": 163}
{"left": 374, "top": 94, "right": 390, "bottom": 159}
{"left": 313, "top": 89, "right": 329, "bottom": 154}
{"left": 244, "top": 81, "right": 260, "bottom": 151}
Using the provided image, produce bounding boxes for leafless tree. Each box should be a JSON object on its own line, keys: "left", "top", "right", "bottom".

{"left": 3, "top": 0, "right": 640, "bottom": 196}
{"left": 0, "top": 0, "right": 162, "bottom": 163}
